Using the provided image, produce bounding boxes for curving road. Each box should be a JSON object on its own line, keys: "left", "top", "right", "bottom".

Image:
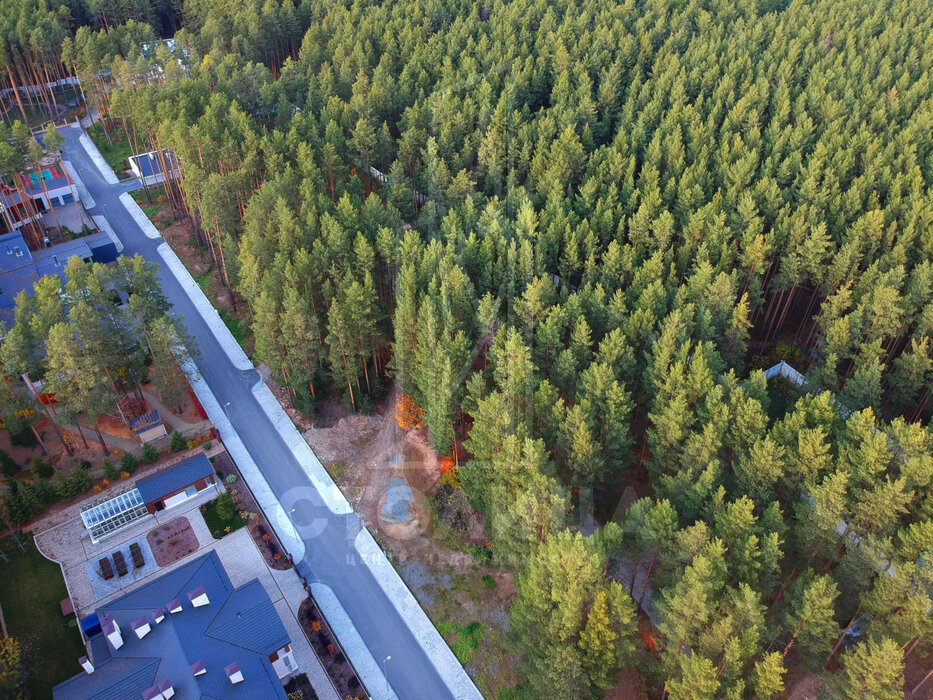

{"left": 58, "top": 124, "right": 475, "bottom": 700}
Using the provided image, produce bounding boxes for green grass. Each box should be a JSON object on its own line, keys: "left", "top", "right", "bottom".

{"left": 327, "top": 460, "right": 347, "bottom": 480}
{"left": 0, "top": 535, "right": 85, "bottom": 699}
{"left": 202, "top": 498, "right": 246, "bottom": 538}
{"left": 447, "top": 621, "right": 485, "bottom": 665}
{"left": 140, "top": 204, "right": 160, "bottom": 218}
{"left": 193, "top": 272, "right": 211, "bottom": 290}
{"left": 219, "top": 309, "right": 246, "bottom": 345}
{"left": 481, "top": 574, "right": 497, "bottom": 589}
{"left": 131, "top": 186, "right": 167, "bottom": 204}
{"left": 86, "top": 122, "right": 134, "bottom": 178}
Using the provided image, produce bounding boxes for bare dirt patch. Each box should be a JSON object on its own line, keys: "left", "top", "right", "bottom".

{"left": 299, "top": 387, "right": 520, "bottom": 696}
{"left": 147, "top": 516, "right": 199, "bottom": 567}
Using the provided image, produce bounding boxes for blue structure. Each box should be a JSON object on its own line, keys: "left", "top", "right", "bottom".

{"left": 53, "top": 551, "right": 292, "bottom": 699}
{"left": 129, "top": 150, "right": 179, "bottom": 186}
{"left": 136, "top": 452, "right": 215, "bottom": 509}
{"left": 0, "top": 230, "right": 118, "bottom": 318}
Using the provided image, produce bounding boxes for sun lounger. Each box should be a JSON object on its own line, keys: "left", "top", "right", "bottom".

{"left": 113, "top": 550, "right": 128, "bottom": 577}
{"left": 130, "top": 542, "right": 144, "bottom": 569}
{"left": 99, "top": 558, "right": 114, "bottom": 580}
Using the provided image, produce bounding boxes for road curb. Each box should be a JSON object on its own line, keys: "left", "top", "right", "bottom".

{"left": 91, "top": 214, "right": 124, "bottom": 253}
{"left": 120, "top": 192, "right": 162, "bottom": 239}
{"left": 156, "top": 242, "right": 254, "bottom": 372}
{"left": 310, "top": 582, "right": 399, "bottom": 700}
{"left": 76, "top": 128, "right": 119, "bottom": 185}
{"left": 61, "top": 160, "right": 95, "bottom": 209}
{"left": 355, "top": 529, "right": 483, "bottom": 700}
{"left": 182, "top": 360, "right": 306, "bottom": 563}
{"left": 250, "top": 380, "right": 352, "bottom": 516}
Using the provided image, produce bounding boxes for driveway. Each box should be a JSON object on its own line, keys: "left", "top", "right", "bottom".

{"left": 58, "top": 125, "right": 474, "bottom": 700}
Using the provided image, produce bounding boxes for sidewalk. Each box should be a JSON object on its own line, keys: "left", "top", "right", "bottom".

{"left": 75, "top": 112, "right": 482, "bottom": 700}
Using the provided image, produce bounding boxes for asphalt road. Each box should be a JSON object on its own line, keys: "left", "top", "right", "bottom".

{"left": 60, "top": 126, "right": 457, "bottom": 700}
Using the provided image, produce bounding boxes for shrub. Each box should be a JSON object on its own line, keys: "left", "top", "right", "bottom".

{"left": 5, "top": 413, "right": 36, "bottom": 447}
{"left": 54, "top": 469, "right": 79, "bottom": 502}
{"left": 215, "top": 491, "right": 235, "bottom": 521}
{"left": 71, "top": 462, "right": 93, "bottom": 493}
{"left": 102, "top": 458, "right": 117, "bottom": 481}
{"left": 141, "top": 442, "right": 158, "bottom": 464}
{"left": 481, "top": 574, "right": 497, "bottom": 589}
{"left": 395, "top": 393, "right": 425, "bottom": 430}
{"left": 202, "top": 441, "right": 212, "bottom": 450}
{"left": 120, "top": 470, "right": 130, "bottom": 480}
{"left": 120, "top": 452, "right": 139, "bottom": 474}
{"left": 31, "top": 457, "right": 53, "bottom": 480}
{"left": 170, "top": 430, "right": 186, "bottom": 452}
{"left": 0, "top": 448, "right": 20, "bottom": 477}
{"left": 225, "top": 473, "right": 237, "bottom": 484}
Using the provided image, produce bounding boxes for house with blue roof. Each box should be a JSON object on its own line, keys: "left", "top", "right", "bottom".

{"left": 53, "top": 550, "right": 297, "bottom": 699}
{"left": 128, "top": 150, "right": 179, "bottom": 187}
{"left": 0, "top": 230, "right": 118, "bottom": 321}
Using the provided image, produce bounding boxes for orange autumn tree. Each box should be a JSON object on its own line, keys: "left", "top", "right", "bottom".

{"left": 395, "top": 393, "right": 424, "bottom": 431}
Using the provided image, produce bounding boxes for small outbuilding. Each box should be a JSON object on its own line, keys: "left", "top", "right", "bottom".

{"left": 130, "top": 410, "right": 167, "bottom": 443}
{"left": 136, "top": 452, "right": 216, "bottom": 513}
{"left": 128, "top": 150, "right": 179, "bottom": 187}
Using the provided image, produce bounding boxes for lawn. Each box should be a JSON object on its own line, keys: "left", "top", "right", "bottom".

{"left": 219, "top": 309, "right": 245, "bottom": 344}
{"left": 86, "top": 122, "right": 134, "bottom": 178}
{"left": 0, "top": 534, "right": 85, "bottom": 699}
{"left": 201, "top": 497, "right": 246, "bottom": 539}
{"left": 131, "top": 185, "right": 167, "bottom": 205}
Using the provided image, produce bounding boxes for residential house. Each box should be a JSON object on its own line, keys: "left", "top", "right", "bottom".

{"left": 53, "top": 550, "right": 297, "bottom": 699}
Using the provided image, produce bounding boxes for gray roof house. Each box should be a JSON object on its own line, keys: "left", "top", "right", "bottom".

{"left": 53, "top": 550, "right": 296, "bottom": 699}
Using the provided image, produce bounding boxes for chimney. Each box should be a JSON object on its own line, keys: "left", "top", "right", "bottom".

{"left": 132, "top": 616, "right": 151, "bottom": 639}
{"left": 152, "top": 608, "right": 165, "bottom": 624}
{"left": 79, "top": 656, "right": 94, "bottom": 674}
{"left": 166, "top": 598, "right": 182, "bottom": 614}
{"left": 187, "top": 585, "right": 209, "bottom": 608}
{"left": 189, "top": 660, "right": 206, "bottom": 676}
{"left": 224, "top": 662, "right": 244, "bottom": 684}
{"left": 156, "top": 679, "right": 175, "bottom": 699}
{"left": 101, "top": 615, "right": 123, "bottom": 650}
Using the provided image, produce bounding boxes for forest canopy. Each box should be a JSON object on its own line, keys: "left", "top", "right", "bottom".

{"left": 6, "top": 0, "right": 933, "bottom": 696}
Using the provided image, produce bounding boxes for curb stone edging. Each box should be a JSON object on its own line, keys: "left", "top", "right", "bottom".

{"left": 76, "top": 130, "right": 119, "bottom": 185}
{"left": 156, "top": 242, "right": 254, "bottom": 372}
{"left": 120, "top": 192, "right": 162, "bottom": 240}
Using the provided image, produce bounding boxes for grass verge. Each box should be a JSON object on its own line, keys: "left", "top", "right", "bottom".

{"left": 0, "top": 534, "right": 85, "bottom": 699}
{"left": 86, "top": 122, "right": 134, "bottom": 178}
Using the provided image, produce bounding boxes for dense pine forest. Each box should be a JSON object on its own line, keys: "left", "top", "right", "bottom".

{"left": 3, "top": 0, "right": 933, "bottom": 697}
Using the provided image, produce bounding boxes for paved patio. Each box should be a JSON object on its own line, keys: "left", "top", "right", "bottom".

{"left": 35, "top": 482, "right": 220, "bottom": 614}
{"left": 34, "top": 472, "right": 338, "bottom": 700}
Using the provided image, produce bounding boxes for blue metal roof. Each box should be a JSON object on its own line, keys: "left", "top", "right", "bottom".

{"left": 135, "top": 453, "right": 214, "bottom": 503}
{"left": 130, "top": 150, "right": 178, "bottom": 178}
{"left": 0, "top": 232, "right": 33, "bottom": 272}
{"left": 130, "top": 409, "right": 162, "bottom": 434}
{"left": 51, "top": 657, "right": 160, "bottom": 699}
{"left": 206, "top": 580, "right": 289, "bottom": 655}
{"left": 53, "top": 551, "right": 289, "bottom": 700}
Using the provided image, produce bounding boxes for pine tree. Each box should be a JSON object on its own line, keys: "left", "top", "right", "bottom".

{"left": 840, "top": 637, "right": 903, "bottom": 700}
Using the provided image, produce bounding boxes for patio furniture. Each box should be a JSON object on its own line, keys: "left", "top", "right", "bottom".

{"left": 99, "top": 557, "right": 114, "bottom": 580}
{"left": 113, "top": 550, "right": 128, "bottom": 577}
{"left": 130, "top": 542, "right": 145, "bottom": 569}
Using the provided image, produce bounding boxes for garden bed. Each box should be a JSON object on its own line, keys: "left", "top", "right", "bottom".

{"left": 298, "top": 597, "right": 366, "bottom": 700}
{"left": 283, "top": 672, "right": 319, "bottom": 700}
{"left": 201, "top": 495, "right": 246, "bottom": 539}
{"left": 147, "top": 517, "right": 199, "bottom": 566}
{"left": 213, "top": 451, "right": 292, "bottom": 569}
